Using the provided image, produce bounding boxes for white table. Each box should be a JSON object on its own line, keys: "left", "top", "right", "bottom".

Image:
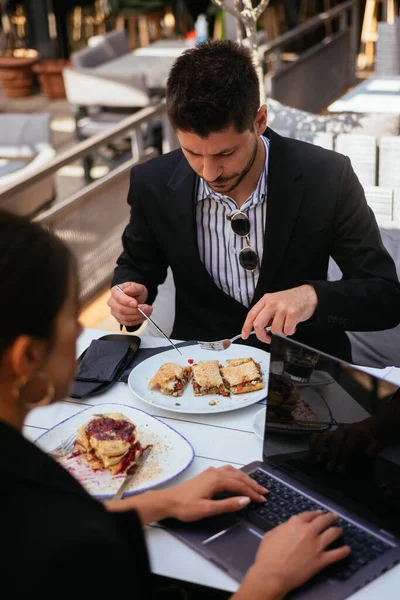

{"left": 328, "top": 76, "right": 400, "bottom": 114}
{"left": 130, "top": 40, "right": 190, "bottom": 90}
{"left": 23, "top": 328, "right": 400, "bottom": 598}
{"left": 133, "top": 39, "right": 194, "bottom": 58}
{"left": 90, "top": 41, "right": 189, "bottom": 96}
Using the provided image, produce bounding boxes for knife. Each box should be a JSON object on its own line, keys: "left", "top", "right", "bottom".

{"left": 116, "top": 285, "right": 182, "bottom": 355}
{"left": 112, "top": 446, "right": 152, "bottom": 501}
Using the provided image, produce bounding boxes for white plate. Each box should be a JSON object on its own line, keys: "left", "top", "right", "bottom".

{"left": 34, "top": 403, "right": 194, "bottom": 500}
{"left": 128, "top": 343, "right": 269, "bottom": 414}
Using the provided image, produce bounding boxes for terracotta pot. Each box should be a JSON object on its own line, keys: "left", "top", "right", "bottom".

{"left": 0, "top": 56, "right": 38, "bottom": 97}
{"left": 33, "top": 59, "right": 71, "bottom": 99}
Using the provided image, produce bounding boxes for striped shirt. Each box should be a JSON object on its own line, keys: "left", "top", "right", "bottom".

{"left": 196, "top": 136, "right": 269, "bottom": 308}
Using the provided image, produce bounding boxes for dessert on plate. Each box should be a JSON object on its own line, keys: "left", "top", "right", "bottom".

{"left": 75, "top": 413, "right": 150, "bottom": 475}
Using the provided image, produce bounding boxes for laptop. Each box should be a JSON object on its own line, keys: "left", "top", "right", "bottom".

{"left": 162, "top": 335, "right": 400, "bottom": 599}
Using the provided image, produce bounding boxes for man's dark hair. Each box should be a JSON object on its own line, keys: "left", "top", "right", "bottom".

{"left": 166, "top": 40, "right": 260, "bottom": 137}
{"left": 0, "top": 209, "right": 73, "bottom": 358}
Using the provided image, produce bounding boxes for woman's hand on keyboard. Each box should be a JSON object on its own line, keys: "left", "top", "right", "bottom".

{"left": 235, "top": 511, "right": 351, "bottom": 600}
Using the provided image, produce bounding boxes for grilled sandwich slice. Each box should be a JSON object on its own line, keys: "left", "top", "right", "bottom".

{"left": 221, "top": 357, "right": 264, "bottom": 394}
{"left": 148, "top": 362, "right": 192, "bottom": 397}
{"left": 191, "top": 360, "right": 225, "bottom": 396}
{"left": 226, "top": 357, "right": 256, "bottom": 367}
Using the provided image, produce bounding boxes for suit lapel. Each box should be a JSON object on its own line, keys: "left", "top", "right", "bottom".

{"left": 165, "top": 155, "right": 200, "bottom": 264}
{"left": 253, "top": 129, "right": 305, "bottom": 305}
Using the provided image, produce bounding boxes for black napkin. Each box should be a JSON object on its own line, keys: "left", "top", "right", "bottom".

{"left": 71, "top": 339, "right": 137, "bottom": 399}
{"left": 76, "top": 340, "right": 131, "bottom": 382}
{"left": 71, "top": 379, "right": 105, "bottom": 398}
{"left": 70, "top": 339, "right": 193, "bottom": 399}
{"left": 118, "top": 340, "right": 195, "bottom": 383}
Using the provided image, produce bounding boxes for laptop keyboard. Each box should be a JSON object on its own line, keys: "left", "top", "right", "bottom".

{"left": 243, "top": 469, "right": 392, "bottom": 581}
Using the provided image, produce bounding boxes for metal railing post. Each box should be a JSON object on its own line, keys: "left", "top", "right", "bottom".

{"left": 0, "top": 100, "right": 167, "bottom": 205}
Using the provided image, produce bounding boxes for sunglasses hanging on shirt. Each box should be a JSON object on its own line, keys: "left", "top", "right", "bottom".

{"left": 228, "top": 211, "right": 259, "bottom": 272}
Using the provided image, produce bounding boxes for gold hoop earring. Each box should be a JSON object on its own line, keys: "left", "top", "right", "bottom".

{"left": 14, "top": 376, "right": 28, "bottom": 400}
{"left": 18, "top": 372, "right": 55, "bottom": 409}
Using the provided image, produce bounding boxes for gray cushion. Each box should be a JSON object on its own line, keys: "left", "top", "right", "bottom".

{"left": 93, "top": 53, "right": 177, "bottom": 90}
{"left": 105, "top": 29, "right": 130, "bottom": 57}
{"left": 71, "top": 31, "right": 129, "bottom": 69}
{"left": 328, "top": 226, "right": 400, "bottom": 368}
{"left": 71, "top": 43, "right": 116, "bottom": 69}
{"left": 0, "top": 113, "right": 51, "bottom": 150}
{"left": 0, "top": 159, "right": 31, "bottom": 177}
{"left": 267, "top": 98, "right": 400, "bottom": 138}
{"left": 93, "top": 53, "right": 147, "bottom": 82}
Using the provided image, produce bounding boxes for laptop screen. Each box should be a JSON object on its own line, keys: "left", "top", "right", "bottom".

{"left": 264, "top": 335, "right": 400, "bottom": 538}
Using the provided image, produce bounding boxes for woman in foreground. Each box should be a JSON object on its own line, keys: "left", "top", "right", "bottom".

{"left": 0, "top": 210, "right": 350, "bottom": 598}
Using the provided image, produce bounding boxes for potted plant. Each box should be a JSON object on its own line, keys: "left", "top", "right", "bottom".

{"left": 0, "top": 0, "right": 39, "bottom": 97}
{"left": 33, "top": 58, "right": 71, "bottom": 99}
{"left": 31, "top": 0, "right": 95, "bottom": 99}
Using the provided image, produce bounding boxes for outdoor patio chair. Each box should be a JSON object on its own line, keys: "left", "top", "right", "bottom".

{"left": 328, "top": 224, "right": 400, "bottom": 368}
{"left": 0, "top": 113, "right": 56, "bottom": 216}
{"left": 65, "top": 28, "right": 153, "bottom": 182}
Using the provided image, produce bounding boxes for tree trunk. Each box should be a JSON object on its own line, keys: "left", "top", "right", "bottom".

{"left": 243, "top": 16, "right": 265, "bottom": 104}
{"left": 212, "top": 0, "right": 268, "bottom": 106}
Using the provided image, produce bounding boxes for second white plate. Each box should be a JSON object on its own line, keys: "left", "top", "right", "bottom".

{"left": 35, "top": 403, "right": 195, "bottom": 499}
{"left": 128, "top": 343, "right": 270, "bottom": 414}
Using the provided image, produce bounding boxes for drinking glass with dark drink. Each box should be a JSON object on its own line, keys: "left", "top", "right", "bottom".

{"left": 283, "top": 345, "right": 319, "bottom": 383}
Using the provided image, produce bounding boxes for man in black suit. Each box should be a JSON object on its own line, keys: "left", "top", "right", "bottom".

{"left": 109, "top": 40, "right": 400, "bottom": 361}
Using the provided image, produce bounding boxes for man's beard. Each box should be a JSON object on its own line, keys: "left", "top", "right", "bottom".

{"left": 209, "top": 136, "right": 259, "bottom": 194}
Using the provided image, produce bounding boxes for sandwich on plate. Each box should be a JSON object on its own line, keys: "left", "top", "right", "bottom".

{"left": 221, "top": 357, "right": 264, "bottom": 394}
{"left": 148, "top": 362, "right": 192, "bottom": 397}
{"left": 191, "top": 360, "right": 226, "bottom": 396}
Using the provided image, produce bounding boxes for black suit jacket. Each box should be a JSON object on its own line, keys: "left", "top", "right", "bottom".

{"left": 0, "top": 422, "right": 152, "bottom": 596}
{"left": 113, "top": 129, "right": 400, "bottom": 360}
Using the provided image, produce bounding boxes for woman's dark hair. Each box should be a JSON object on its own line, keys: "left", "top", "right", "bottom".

{"left": 0, "top": 209, "right": 73, "bottom": 358}
{"left": 166, "top": 40, "right": 260, "bottom": 137}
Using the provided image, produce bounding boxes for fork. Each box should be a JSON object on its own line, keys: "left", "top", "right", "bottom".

{"left": 197, "top": 331, "right": 259, "bottom": 351}
{"left": 48, "top": 433, "right": 76, "bottom": 459}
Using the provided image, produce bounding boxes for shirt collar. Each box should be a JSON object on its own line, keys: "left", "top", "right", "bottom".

{"left": 197, "top": 136, "right": 269, "bottom": 205}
